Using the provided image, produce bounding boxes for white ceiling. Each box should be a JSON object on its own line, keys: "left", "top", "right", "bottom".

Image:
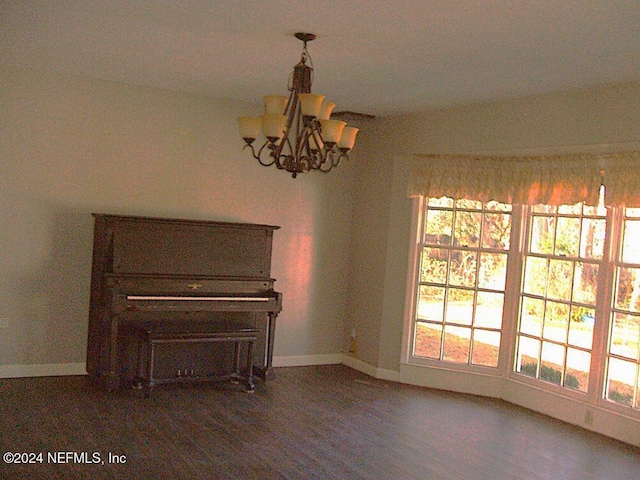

{"left": 2, "top": 0, "right": 640, "bottom": 117}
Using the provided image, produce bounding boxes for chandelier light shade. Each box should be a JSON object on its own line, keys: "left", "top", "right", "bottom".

{"left": 238, "top": 33, "right": 359, "bottom": 178}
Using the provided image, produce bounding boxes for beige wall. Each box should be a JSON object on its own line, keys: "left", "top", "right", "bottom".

{"left": 2, "top": 63, "right": 639, "bottom": 387}
{"left": 350, "top": 82, "right": 640, "bottom": 373}
{"left": 0, "top": 65, "right": 357, "bottom": 372}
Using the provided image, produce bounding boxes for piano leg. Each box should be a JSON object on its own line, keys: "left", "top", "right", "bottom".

{"left": 263, "top": 311, "right": 279, "bottom": 381}
{"left": 245, "top": 340, "right": 255, "bottom": 393}
{"left": 106, "top": 316, "right": 120, "bottom": 391}
{"left": 231, "top": 340, "right": 255, "bottom": 393}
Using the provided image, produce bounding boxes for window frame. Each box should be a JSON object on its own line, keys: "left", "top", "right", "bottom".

{"left": 404, "top": 196, "right": 640, "bottom": 419}
{"left": 403, "top": 197, "right": 518, "bottom": 376}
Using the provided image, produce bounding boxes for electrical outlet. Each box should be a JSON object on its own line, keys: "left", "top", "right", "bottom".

{"left": 584, "top": 410, "right": 594, "bottom": 425}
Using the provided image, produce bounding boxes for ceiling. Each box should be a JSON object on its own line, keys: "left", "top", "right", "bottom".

{"left": 2, "top": 1, "right": 640, "bottom": 117}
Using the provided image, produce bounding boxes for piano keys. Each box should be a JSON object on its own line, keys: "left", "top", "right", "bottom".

{"left": 86, "top": 214, "right": 282, "bottom": 391}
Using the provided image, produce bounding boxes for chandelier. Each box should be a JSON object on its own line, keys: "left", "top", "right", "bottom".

{"left": 238, "top": 33, "right": 359, "bottom": 178}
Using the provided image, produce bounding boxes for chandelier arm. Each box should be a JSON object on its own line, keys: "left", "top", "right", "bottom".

{"left": 242, "top": 143, "right": 261, "bottom": 162}
{"left": 251, "top": 142, "right": 279, "bottom": 168}
{"left": 334, "top": 151, "right": 349, "bottom": 168}
{"left": 316, "top": 150, "right": 336, "bottom": 172}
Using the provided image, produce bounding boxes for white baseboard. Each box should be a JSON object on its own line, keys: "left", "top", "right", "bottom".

{"left": 273, "top": 353, "right": 343, "bottom": 367}
{"left": 0, "top": 356, "right": 392, "bottom": 379}
{"left": 0, "top": 355, "right": 346, "bottom": 377}
{"left": 0, "top": 354, "right": 350, "bottom": 378}
{"left": 0, "top": 363, "right": 87, "bottom": 379}
{"left": 341, "top": 354, "right": 400, "bottom": 381}
{"left": 271, "top": 353, "right": 401, "bottom": 381}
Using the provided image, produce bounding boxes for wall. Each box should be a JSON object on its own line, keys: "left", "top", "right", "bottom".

{"left": 0, "top": 65, "right": 356, "bottom": 375}
{"left": 350, "top": 81, "right": 640, "bottom": 372}
{"left": 346, "top": 81, "right": 640, "bottom": 444}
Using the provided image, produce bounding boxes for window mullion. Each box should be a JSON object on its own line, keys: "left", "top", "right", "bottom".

{"left": 498, "top": 204, "right": 527, "bottom": 377}
{"left": 591, "top": 207, "right": 622, "bottom": 406}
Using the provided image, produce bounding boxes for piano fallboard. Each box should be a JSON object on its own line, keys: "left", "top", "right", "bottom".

{"left": 112, "top": 291, "right": 283, "bottom": 314}
{"left": 105, "top": 273, "right": 276, "bottom": 295}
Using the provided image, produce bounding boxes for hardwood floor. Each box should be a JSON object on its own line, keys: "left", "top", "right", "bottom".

{"left": 1, "top": 364, "right": 638, "bottom": 479}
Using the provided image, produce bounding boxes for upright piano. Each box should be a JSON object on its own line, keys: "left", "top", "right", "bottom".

{"left": 86, "top": 214, "right": 282, "bottom": 391}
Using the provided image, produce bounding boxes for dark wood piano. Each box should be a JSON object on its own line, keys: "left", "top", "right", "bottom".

{"left": 86, "top": 213, "right": 282, "bottom": 392}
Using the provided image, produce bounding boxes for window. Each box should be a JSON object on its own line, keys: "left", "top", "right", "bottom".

{"left": 408, "top": 196, "right": 640, "bottom": 415}
{"left": 412, "top": 198, "right": 511, "bottom": 368}
{"left": 605, "top": 208, "right": 640, "bottom": 407}
{"left": 515, "top": 204, "right": 605, "bottom": 393}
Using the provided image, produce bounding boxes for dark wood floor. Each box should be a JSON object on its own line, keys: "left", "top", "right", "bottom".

{"left": 1, "top": 365, "right": 638, "bottom": 480}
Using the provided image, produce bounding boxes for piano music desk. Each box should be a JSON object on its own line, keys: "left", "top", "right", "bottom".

{"left": 134, "top": 323, "right": 258, "bottom": 397}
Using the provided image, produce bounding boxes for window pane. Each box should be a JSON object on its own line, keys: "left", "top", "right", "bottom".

{"left": 615, "top": 267, "right": 640, "bottom": 312}
{"left": 428, "top": 197, "right": 454, "bottom": 208}
{"left": 478, "top": 252, "right": 507, "bottom": 290}
{"left": 606, "top": 357, "right": 637, "bottom": 406}
{"left": 523, "top": 257, "right": 548, "bottom": 296}
{"left": 446, "top": 288, "right": 474, "bottom": 325}
{"left": 565, "top": 348, "right": 590, "bottom": 392}
{"left": 414, "top": 322, "right": 442, "bottom": 359}
{"left": 543, "top": 301, "right": 569, "bottom": 343}
{"left": 540, "top": 342, "right": 565, "bottom": 385}
{"left": 420, "top": 248, "right": 448, "bottom": 283}
{"left": 555, "top": 217, "right": 580, "bottom": 257}
{"left": 443, "top": 325, "right": 470, "bottom": 363}
{"left": 482, "top": 213, "right": 511, "bottom": 249}
{"left": 449, "top": 251, "right": 477, "bottom": 287}
{"left": 472, "top": 330, "right": 500, "bottom": 367}
{"left": 520, "top": 297, "right": 544, "bottom": 336}
{"left": 568, "top": 306, "right": 595, "bottom": 349}
{"left": 572, "top": 262, "right": 598, "bottom": 305}
{"left": 425, "top": 210, "right": 452, "bottom": 244}
{"left": 558, "top": 204, "right": 582, "bottom": 215}
{"left": 531, "top": 216, "right": 555, "bottom": 254}
{"left": 475, "top": 291, "right": 504, "bottom": 329}
{"left": 485, "top": 201, "right": 512, "bottom": 212}
{"left": 622, "top": 220, "right": 640, "bottom": 263}
{"left": 417, "top": 286, "right": 445, "bottom": 321}
{"left": 516, "top": 336, "right": 540, "bottom": 377}
{"left": 532, "top": 204, "right": 554, "bottom": 214}
{"left": 580, "top": 218, "right": 605, "bottom": 259}
{"left": 547, "top": 259, "right": 573, "bottom": 301}
{"left": 454, "top": 211, "right": 481, "bottom": 247}
{"left": 609, "top": 313, "right": 640, "bottom": 359}
{"left": 455, "top": 199, "right": 482, "bottom": 210}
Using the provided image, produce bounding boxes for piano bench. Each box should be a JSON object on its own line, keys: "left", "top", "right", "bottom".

{"left": 134, "top": 326, "right": 258, "bottom": 397}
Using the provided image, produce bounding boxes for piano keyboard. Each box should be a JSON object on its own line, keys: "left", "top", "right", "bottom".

{"left": 126, "top": 295, "right": 271, "bottom": 302}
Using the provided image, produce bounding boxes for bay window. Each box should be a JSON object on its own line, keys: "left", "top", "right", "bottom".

{"left": 405, "top": 152, "right": 640, "bottom": 419}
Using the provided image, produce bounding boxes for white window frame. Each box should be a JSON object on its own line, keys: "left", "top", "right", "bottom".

{"left": 403, "top": 196, "right": 640, "bottom": 419}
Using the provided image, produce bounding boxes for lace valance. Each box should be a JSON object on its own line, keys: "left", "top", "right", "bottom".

{"left": 407, "top": 152, "right": 640, "bottom": 207}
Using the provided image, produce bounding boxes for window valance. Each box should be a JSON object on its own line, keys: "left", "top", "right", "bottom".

{"left": 407, "top": 152, "right": 640, "bottom": 207}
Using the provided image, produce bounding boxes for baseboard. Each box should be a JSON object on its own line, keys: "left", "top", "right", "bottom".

{"left": 273, "top": 353, "right": 343, "bottom": 367}
{"left": 1, "top": 354, "right": 349, "bottom": 378}
{"left": 271, "top": 353, "right": 401, "bottom": 382}
{"left": 341, "top": 354, "right": 400, "bottom": 381}
{"left": 0, "top": 363, "right": 87, "bottom": 379}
